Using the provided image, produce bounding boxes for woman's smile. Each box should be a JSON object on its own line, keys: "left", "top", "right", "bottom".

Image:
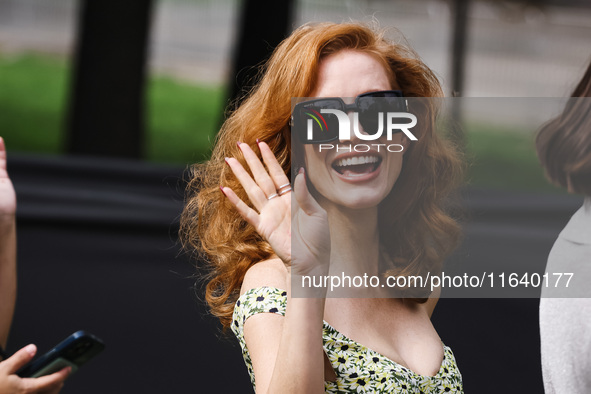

{"left": 303, "top": 49, "right": 405, "bottom": 210}
{"left": 330, "top": 150, "right": 383, "bottom": 183}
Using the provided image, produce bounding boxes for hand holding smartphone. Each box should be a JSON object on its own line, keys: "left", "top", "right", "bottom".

{"left": 17, "top": 330, "right": 105, "bottom": 378}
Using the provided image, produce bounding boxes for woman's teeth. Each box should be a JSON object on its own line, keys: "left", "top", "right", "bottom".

{"left": 334, "top": 156, "right": 379, "bottom": 168}
{"left": 332, "top": 155, "right": 381, "bottom": 176}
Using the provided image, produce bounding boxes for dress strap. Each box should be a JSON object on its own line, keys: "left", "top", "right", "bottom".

{"left": 231, "top": 286, "right": 287, "bottom": 339}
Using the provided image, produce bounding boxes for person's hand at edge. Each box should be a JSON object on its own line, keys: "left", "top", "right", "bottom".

{"left": 0, "top": 344, "right": 71, "bottom": 394}
{"left": 0, "top": 137, "right": 17, "bottom": 348}
{"left": 0, "top": 137, "right": 16, "bottom": 223}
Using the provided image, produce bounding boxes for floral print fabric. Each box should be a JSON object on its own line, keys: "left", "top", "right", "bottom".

{"left": 232, "top": 286, "right": 464, "bottom": 393}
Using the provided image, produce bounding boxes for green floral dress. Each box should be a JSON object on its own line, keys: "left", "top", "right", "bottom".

{"left": 232, "top": 286, "right": 464, "bottom": 393}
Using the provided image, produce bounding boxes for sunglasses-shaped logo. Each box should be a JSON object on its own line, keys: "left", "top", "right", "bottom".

{"left": 292, "top": 91, "right": 418, "bottom": 144}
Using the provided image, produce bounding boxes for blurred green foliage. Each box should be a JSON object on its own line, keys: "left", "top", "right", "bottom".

{"left": 0, "top": 54, "right": 66, "bottom": 153}
{"left": 465, "top": 124, "right": 564, "bottom": 193}
{"left": 0, "top": 54, "right": 224, "bottom": 164}
{"left": 0, "top": 53, "right": 565, "bottom": 192}
{"left": 147, "top": 76, "right": 224, "bottom": 164}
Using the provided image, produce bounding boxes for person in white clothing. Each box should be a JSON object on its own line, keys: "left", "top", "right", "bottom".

{"left": 537, "top": 60, "right": 591, "bottom": 394}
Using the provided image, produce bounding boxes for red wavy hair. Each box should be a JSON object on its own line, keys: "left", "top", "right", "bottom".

{"left": 180, "top": 22, "right": 463, "bottom": 329}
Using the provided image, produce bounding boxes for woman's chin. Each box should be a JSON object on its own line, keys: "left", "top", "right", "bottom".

{"left": 328, "top": 192, "right": 388, "bottom": 211}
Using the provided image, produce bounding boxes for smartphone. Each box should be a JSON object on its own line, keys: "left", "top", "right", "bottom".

{"left": 17, "top": 330, "right": 105, "bottom": 378}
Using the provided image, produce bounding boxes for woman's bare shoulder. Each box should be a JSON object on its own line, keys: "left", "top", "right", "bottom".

{"left": 240, "top": 258, "right": 289, "bottom": 296}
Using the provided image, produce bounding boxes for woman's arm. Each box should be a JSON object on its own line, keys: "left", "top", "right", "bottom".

{"left": 241, "top": 260, "right": 326, "bottom": 394}
{"left": 224, "top": 142, "right": 330, "bottom": 393}
{"left": 0, "top": 137, "right": 17, "bottom": 349}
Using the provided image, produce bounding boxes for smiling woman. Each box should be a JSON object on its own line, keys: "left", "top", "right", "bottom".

{"left": 300, "top": 51, "right": 407, "bottom": 210}
{"left": 180, "top": 22, "right": 464, "bottom": 393}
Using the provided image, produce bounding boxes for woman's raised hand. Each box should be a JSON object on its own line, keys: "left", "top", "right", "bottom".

{"left": 222, "top": 141, "right": 330, "bottom": 276}
{"left": 0, "top": 137, "right": 16, "bottom": 224}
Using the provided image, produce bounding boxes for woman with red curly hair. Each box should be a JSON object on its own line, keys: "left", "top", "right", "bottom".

{"left": 181, "top": 22, "right": 464, "bottom": 393}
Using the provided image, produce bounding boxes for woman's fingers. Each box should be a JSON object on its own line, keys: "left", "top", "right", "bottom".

{"left": 257, "top": 141, "right": 290, "bottom": 191}
{"left": 1, "top": 344, "right": 37, "bottom": 374}
{"left": 293, "top": 168, "right": 323, "bottom": 216}
{"left": 237, "top": 142, "right": 278, "bottom": 199}
{"left": 220, "top": 186, "right": 261, "bottom": 229}
{"left": 227, "top": 141, "right": 292, "bottom": 210}
{"left": 224, "top": 157, "right": 268, "bottom": 209}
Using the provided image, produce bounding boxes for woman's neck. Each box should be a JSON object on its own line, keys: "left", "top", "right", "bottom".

{"left": 324, "top": 204, "right": 380, "bottom": 278}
